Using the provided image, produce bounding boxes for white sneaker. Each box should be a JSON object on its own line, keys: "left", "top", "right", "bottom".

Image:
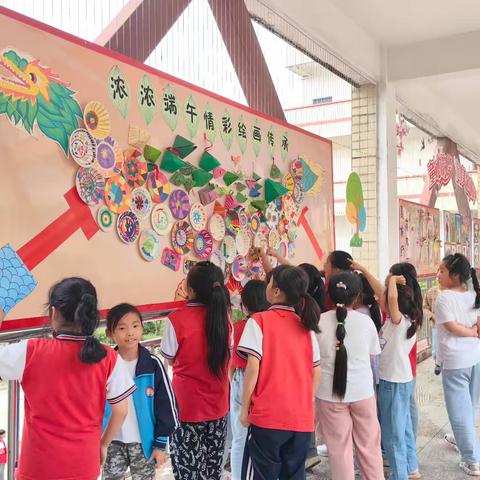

{"left": 316, "top": 444, "right": 328, "bottom": 457}
{"left": 445, "top": 433, "right": 460, "bottom": 452}
{"left": 460, "top": 462, "right": 480, "bottom": 476}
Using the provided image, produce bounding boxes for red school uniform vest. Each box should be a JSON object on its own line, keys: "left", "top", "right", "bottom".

{"left": 168, "top": 304, "right": 230, "bottom": 422}
{"left": 247, "top": 306, "right": 315, "bottom": 432}
{"left": 17, "top": 335, "right": 118, "bottom": 480}
{"left": 231, "top": 320, "right": 247, "bottom": 370}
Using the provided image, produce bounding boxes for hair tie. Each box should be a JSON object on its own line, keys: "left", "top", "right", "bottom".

{"left": 336, "top": 281, "right": 347, "bottom": 290}
{"left": 212, "top": 281, "right": 221, "bottom": 289}
{"left": 336, "top": 303, "right": 345, "bottom": 308}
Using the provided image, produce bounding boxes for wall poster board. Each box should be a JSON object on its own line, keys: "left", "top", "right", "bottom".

{"left": 0, "top": 8, "right": 334, "bottom": 329}
{"left": 398, "top": 199, "right": 441, "bottom": 276}
{"left": 443, "top": 211, "right": 471, "bottom": 259}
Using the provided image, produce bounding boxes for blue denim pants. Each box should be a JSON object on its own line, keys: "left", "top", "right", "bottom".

{"left": 378, "top": 379, "right": 417, "bottom": 480}
{"left": 442, "top": 362, "right": 480, "bottom": 464}
{"left": 230, "top": 369, "right": 248, "bottom": 480}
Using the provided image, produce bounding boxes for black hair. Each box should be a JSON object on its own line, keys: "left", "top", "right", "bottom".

{"left": 48, "top": 277, "right": 106, "bottom": 364}
{"left": 187, "top": 261, "right": 230, "bottom": 378}
{"left": 298, "top": 263, "right": 327, "bottom": 313}
{"left": 241, "top": 280, "right": 269, "bottom": 315}
{"left": 389, "top": 262, "right": 423, "bottom": 339}
{"left": 327, "top": 272, "right": 362, "bottom": 400}
{"left": 0, "top": 430, "right": 5, "bottom": 435}
{"left": 443, "top": 254, "right": 480, "bottom": 308}
{"left": 328, "top": 250, "right": 353, "bottom": 272}
{"left": 270, "top": 265, "right": 320, "bottom": 333}
{"left": 358, "top": 273, "right": 382, "bottom": 332}
{"left": 106, "top": 303, "right": 143, "bottom": 333}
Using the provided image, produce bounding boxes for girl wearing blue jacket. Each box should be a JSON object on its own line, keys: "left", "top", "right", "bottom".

{"left": 103, "top": 303, "right": 179, "bottom": 479}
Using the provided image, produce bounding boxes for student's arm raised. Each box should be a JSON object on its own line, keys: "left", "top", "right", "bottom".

{"left": 388, "top": 275, "right": 405, "bottom": 325}
{"left": 350, "top": 260, "right": 386, "bottom": 311}
{"left": 240, "top": 355, "right": 260, "bottom": 427}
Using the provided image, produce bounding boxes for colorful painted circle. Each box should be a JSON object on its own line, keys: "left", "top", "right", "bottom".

{"left": 130, "top": 188, "right": 152, "bottom": 219}
{"left": 122, "top": 148, "right": 148, "bottom": 188}
{"left": 171, "top": 221, "right": 194, "bottom": 254}
{"left": 104, "top": 174, "right": 132, "bottom": 214}
{"left": 189, "top": 203, "right": 207, "bottom": 231}
{"left": 112, "top": 145, "right": 124, "bottom": 174}
{"left": 209, "top": 214, "right": 226, "bottom": 241}
{"left": 83, "top": 101, "right": 111, "bottom": 139}
{"left": 75, "top": 167, "right": 105, "bottom": 206}
{"left": 282, "top": 172, "right": 295, "bottom": 192}
{"left": 95, "top": 141, "right": 116, "bottom": 176}
{"left": 116, "top": 211, "right": 140, "bottom": 244}
{"left": 151, "top": 204, "right": 173, "bottom": 236}
{"left": 226, "top": 210, "right": 240, "bottom": 234}
{"left": 250, "top": 214, "right": 260, "bottom": 234}
{"left": 254, "top": 232, "right": 268, "bottom": 250}
{"left": 194, "top": 230, "right": 213, "bottom": 259}
{"left": 268, "top": 229, "right": 281, "bottom": 251}
{"left": 146, "top": 170, "right": 170, "bottom": 203}
{"left": 169, "top": 190, "right": 191, "bottom": 220}
{"left": 232, "top": 256, "right": 248, "bottom": 282}
{"left": 221, "top": 235, "right": 237, "bottom": 264}
{"left": 265, "top": 204, "right": 280, "bottom": 229}
{"left": 238, "top": 208, "right": 249, "bottom": 230}
{"left": 278, "top": 240, "right": 288, "bottom": 258}
{"left": 235, "top": 230, "right": 251, "bottom": 257}
{"left": 138, "top": 229, "right": 161, "bottom": 261}
{"left": 69, "top": 128, "right": 96, "bottom": 167}
{"left": 292, "top": 183, "right": 304, "bottom": 204}
{"left": 290, "top": 159, "right": 304, "bottom": 182}
{"left": 97, "top": 205, "right": 115, "bottom": 232}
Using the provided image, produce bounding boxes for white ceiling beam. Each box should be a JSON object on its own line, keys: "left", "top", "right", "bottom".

{"left": 388, "top": 30, "right": 480, "bottom": 82}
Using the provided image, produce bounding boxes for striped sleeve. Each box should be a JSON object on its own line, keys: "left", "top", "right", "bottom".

{"left": 106, "top": 356, "right": 136, "bottom": 405}
{"left": 237, "top": 317, "right": 263, "bottom": 360}
{"left": 311, "top": 332, "right": 321, "bottom": 367}
{"left": 160, "top": 318, "right": 178, "bottom": 360}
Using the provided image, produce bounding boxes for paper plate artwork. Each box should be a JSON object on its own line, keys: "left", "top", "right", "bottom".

{"left": 95, "top": 140, "right": 117, "bottom": 177}
{"left": 279, "top": 240, "right": 288, "bottom": 258}
{"left": 250, "top": 214, "right": 260, "bottom": 234}
{"left": 151, "top": 204, "right": 173, "bottom": 236}
{"left": 104, "top": 175, "right": 132, "bottom": 214}
{"left": 232, "top": 256, "right": 248, "bottom": 281}
{"left": 265, "top": 204, "right": 280, "bottom": 229}
{"left": 161, "top": 248, "right": 181, "bottom": 271}
{"left": 189, "top": 203, "right": 207, "bottom": 231}
{"left": 97, "top": 206, "right": 115, "bottom": 231}
{"left": 210, "top": 250, "right": 226, "bottom": 272}
{"left": 169, "top": 189, "right": 191, "bottom": 220}
{"left": 117, "top": 211, "right": 140, "bottom": 244}
{"left": 84, "top": 101, "right": 111, "bottom": 139}
{"left": 268, "top": 229, "right": 281, "bottom": 251}
{"left": 128, "top": 125, "right": 151, "bottom": 148}
{"left": 138, "top": 229, "right": 161, "bottom": 261}
{"left": 75, "top": 167, "right": 105, "bottom": 206}
{"left": 282, "top": 172, "right": 295, "bottom": 192}
{"left": 254, "top": 232, "right": 268, "bottom": 250}
{"left": 238, "top": 208, "right": 249, "bottom": 230}
{"left": 122, "top": 148, "right": 148, "bottom": 188}
{"left": 221, "top": 235, "right": 237, "bottom": 264}
{"left": 171, "top": 220, "right": 194, "bottom": 254}
{"left": 146, "top": 170, "right": 170, "bottom": 203}
{"left": 194, "top": 230, "right": 213, "bottom": 259}
{"left": 292, "top": 183, "right": 304, "bottom": 204}
{"left": 0, "top": 244, "right": 38, "bottom": 314}
{"left": 130, "top": 188, "right": 152, "bottom": 219}
{"left": 69, "top": 128, "right": 96, "bottom": 167}
{"left": 226, "top": 210, "right": 240, "bottom": 234}
{"left": 290, "top": 159, "right": 304, "bottom": 182}
{"left": 209, "top": 214, "right": 226, "bottom": 241}
{"left": 235, "top": 230, "right": 251, "bottom": 257}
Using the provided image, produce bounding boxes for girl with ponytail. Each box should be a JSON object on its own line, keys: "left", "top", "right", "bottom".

{"left": 0, "top": 277, "right": 135, "bottom": 480}
{"left": 435, "top": 253, "right": 480, "bottom": 476}
{"left": 237, "top": 265, "right": 321, "bottom": 479}
{"left": 161, "top": 261, "right": 231, "bottom": 480}
{"left": 315, "top": 272, "right": 383, "bottom": 479}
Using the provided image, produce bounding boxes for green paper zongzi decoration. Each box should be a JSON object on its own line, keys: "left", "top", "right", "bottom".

{"left": 236, "top": 182, "right": 247, "bottom": 192}
{"left": 143, "top": 145, "right": 161, "bottom": 163}
{"left": 270, "top": 163, "right": 282, "bottom": 179}
{"left": 223, "top": 171, "right": 240, "bottom": 186}
{"left": 253, "top": 172, "right": 261, "bottom": 181}
{"left": 236, "top": 192, "right": 248, "bottom": 204}
{"left": 265, "top": 178, "right": 288, "bottom": 204}
{"left": 173, "top": 135, "right": 197, "bottom": 159}
{"left": 180, "top": 164, "right": 194, "bottom": 176}
{"left": 183, "top": 177, "right": 193, "bottom": 192}
{"left": 170, "top": 171, "right": 187, "bottom": 187}
{"left": 251, "top": 200, "right": 268, "bottom": 212}
{"left": 199, "top": 151, "right": 221, "bottom": 172}
{"left": 160, "top": 150, "right": 187, "bottom": 173}
{"left": 192, "top": 168, "right": 213, "bottom": 187}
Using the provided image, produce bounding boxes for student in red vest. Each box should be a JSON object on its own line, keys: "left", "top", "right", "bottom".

{"left": 0, "top": 277, "right": 135, "bottom": 480}
{"left": 160, "top": 261, "right": 231, "bottom": 480}
{"left": 0, "top": 429, "right": 6, "bottom": 480}
{"left": 237, "top": 265, "right": 321, "bottom": 480}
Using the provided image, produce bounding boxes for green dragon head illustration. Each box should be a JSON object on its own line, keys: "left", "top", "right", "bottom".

{"left": 0, "top": 49, "right": 82, "bottom": 154}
